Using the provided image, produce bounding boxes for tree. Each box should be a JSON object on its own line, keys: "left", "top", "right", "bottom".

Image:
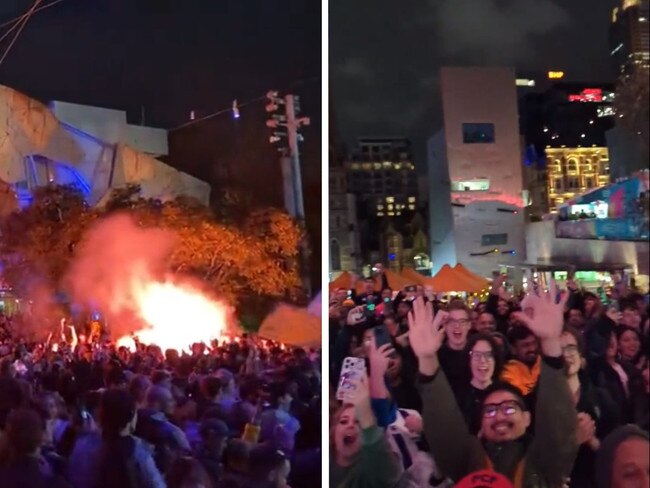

{"left": 0, "top": 184, "right": 303, "bottom": 307}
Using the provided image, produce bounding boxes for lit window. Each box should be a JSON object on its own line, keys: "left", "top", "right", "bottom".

{"left": 386, "top": 196, "right": 394, "bottom": 203}
{"left": 387, "top": 204, "right": 394, "bottom": 211}
{"left": 396, "top": 212, "right": 401, "bottom": 216}
{"left": 451, "top": 179, "right": 490, "bottom": 191}
{"left": 408, "top": 204, "right": 415, "bottom": 210}
{"left": 377, "top": 212, "right": 384, "bottom": 216}
{"left": 388, "top": 212, "right": 395, "bottom": 216}
{"left": 377, "top": 204, "right": 384, "bottom": 210}
{"left": 408, "top": 196, "right": 416, "bottom": 203}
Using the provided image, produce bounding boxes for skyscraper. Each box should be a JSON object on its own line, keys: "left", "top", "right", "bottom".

{"left": 610, "top": 0, "right": 650, "bottom": 75}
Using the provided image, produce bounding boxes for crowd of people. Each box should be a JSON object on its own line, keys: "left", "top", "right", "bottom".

{"left": 329, "top": 269, "right": 650, "bottom": 487}
{"left": 0, "top": 314, "right": 322, "bottom": 488}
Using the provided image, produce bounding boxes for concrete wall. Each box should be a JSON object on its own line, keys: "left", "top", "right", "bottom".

{"left": 50, "top": 101, "right": 168, "bottom": 157}
{"left": 526, "top": 220, "right": 649, "bottom": 277}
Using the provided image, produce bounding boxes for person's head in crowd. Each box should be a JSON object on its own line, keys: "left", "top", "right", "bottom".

{"left": 5, "top": 408, "right": 45, "bottom": 457}
{"left": 152, "top": 369, "right": 173, "bottom": 390}
{"left": 470, "top": 310, "right": 479, "bottom": 330}
{"left": 99, "top": 388, "right": 137, "bottom": 438}
{"left": 616, "top": 326, "right": 643, "bottom": 364}
{"left": 606, "top": 330, "right": 620, "bottom": 363}
{"left": 595, "top": 425, "right": 649, "bottom": 488}
{"left": 0, "top": 377, "right": 26, "bottom": 428}
{"left": 475, "top": 312, "right": 497, "bottom": 334}
{"left": 223, "top": 439, "right": 250, "bottom": 474}
{"left": 489, "top": 332, "right": 508, "bottom": 357}
{"left": 479, "top": 382, "right": 531, "bottom": 443}
{"left": 444, "top": 299, "right": 472, "bottom": 351}
{"left": 566, "top": 308, "right": 586, "bottom": 329}
{"left": 381, "top": 288, "right": 392, "bottom": 302}
{"left": 201, "top": 376, "right": 222, "bottom": 403}
{"left": 475, "top": 302, "right": 487, "bottom": 314}
{"left": 199, "top": 418, "right": 229, "bottom": 457}
{"left": 166, "top": 456, "right": 213, "bottom": 488}
{"left": 620, "top": 303, "right": 642, "bottom": 330}
{"left": 362, "top": 278, "right": 375, "bottom": 295}
{"left": 627, "top": 292, "right": 646, "bottom": 315}
{"left": 215, "top": 368, "right": 236, "bottom": 398}
{"left": 392, "top": 300, "right": 409, "bottom": 321}
{"left": 496, "top": 298, "right": 510, "bottom": 317}
{"left": 248, "top": 446, "right": 291, "bottom": 488}
{"left": 147, "top": 384, "right": 176, "bottom": 416}
{"left": 269, "top": 382, "right": 293, "bottom": 412}
{"left": 331, "top": 404, "right": 361, "bottom": 467}
{"left": 583, "top": 291, "right": 600, "bottom": 317}
{"left": 383, "top": 315, "right": 399, "bottom": 337}
{"left": 129, "top": 374, "right": 152, "bottom": 409}
{"left": 507, "top": 326, "right": 539, "bottom": 367}
{"left": 385, "top": 347, "right": 404, "bottom": 383}
{"left": 239, "top": 378, "right": 261, "bottom": 405}
{"left": 466, "top": 334, "right": 503, "bottom": 389}
{"left": 560, "top": 327, "right": 585, "bottom": 378}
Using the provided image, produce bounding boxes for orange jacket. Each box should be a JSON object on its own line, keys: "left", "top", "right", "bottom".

{"left": 500, "top": 356, "right": 541, "bottom": 396}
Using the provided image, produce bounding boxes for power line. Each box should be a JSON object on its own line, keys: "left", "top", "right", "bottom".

{"left": 0, "top": 0, "right": 44, "bottom": 67}
{"left": 0, "top": 0, "right": 65, "bottom": 30}
{"left": 170, "top": 76, "right": 320, "bottom": 131}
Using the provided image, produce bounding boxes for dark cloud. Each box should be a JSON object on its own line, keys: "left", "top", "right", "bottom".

{"left": 332, "top": 0, "right": 616, "bottom": 158}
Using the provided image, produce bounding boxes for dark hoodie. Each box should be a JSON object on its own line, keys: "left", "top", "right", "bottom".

{"left": 595, "top": 425, "right": 649, "bottom": 488}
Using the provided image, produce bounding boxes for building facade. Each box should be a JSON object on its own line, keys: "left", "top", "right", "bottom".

{"left": 346, "top": 138, "right": 418, "bottom": 218}
{"left": 428, "top": 67, "right": 526, "bottom": 278}
{"left": 545, "top": 147, "right": 610, "bottom": 213}
{"left": 610, "top": 0, "right": 650, "bottom": 75}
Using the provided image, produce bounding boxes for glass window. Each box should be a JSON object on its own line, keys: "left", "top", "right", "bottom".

{"left": 481, "top": 233, "right": 508, "bottom": 246}
{"left": 462, "top": 123, "right": 495, "bottom": 144}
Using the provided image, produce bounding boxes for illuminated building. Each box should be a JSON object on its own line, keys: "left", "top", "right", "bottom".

{"left": 610, "top": 0, "right": 650, "bottom": 75}
{"left": 428, "top": 67, "right": 526, "bottom": 278}
{"left": 346, "top": 138, "right": 418, "bottom": 217}
{"left": 545, "top": 147, "right": 610, "bottom": 213}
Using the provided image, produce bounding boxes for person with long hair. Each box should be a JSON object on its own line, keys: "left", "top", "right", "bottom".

{"left": 330, "top": 373, "right": 400, "bottom": 487}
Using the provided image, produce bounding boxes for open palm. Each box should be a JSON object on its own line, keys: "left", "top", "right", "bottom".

{"left": 513, "top": 280, "right": 568, "bottom": 340}
{"left": 407, "top": 298, "right": 446, "bottom": 361}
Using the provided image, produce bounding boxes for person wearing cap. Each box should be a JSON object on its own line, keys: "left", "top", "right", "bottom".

{"left": 194, "top": 418, "right": 229, "bottom": 487}
{"left": 409, "top": 285, "right": 578, "bottom": 487}
{"left": 595, "top": 424, "right": 649, "bottom": 488}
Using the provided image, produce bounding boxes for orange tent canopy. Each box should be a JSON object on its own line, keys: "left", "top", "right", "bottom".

{"left": 384, "top": 269, "right": 416, "bottom": 291}
{"left": 401, "top": 267, "right": 426, "bottom": 285}
{"left": 429, "top": 264, "right": 485, "bottom": 293}
{"left": 258, "top": 305, "right": 321, "bottom": 348}
{"left": 453, "top": 264, "right": 490, "bottom": 290}
{"left": 329, "top": 271, "right": 353, "bottom": 291}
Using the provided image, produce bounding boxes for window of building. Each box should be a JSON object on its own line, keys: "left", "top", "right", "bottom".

{"left": 386, "top": 196, "right": 394, "bottom": 203}
{"left": 567, "top": 177, "right": 579, "bottom": 189}
{"left": 462, "top": 123, "right": 495, "bottom": 144}
{"left": 408, "top": 196, "right": 416, "bottom": 203}
{"left": 450, "top": 179, "right": 490, "bottom": 191}
{"left": 481, "top": 233, "right": 508, "bottom": 246}
{"left": 408, "top": 204, "right": 415, "bottom": 210}
{"left": 567, "top": 159, "right": 578, "bottom": 173}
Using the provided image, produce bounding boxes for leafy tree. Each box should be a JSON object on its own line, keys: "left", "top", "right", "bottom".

{"left": 0, "top": 184, "right": 303, "bottom": 307}
{"left": 614, "top": 69, "right": 649, "bottom": 152}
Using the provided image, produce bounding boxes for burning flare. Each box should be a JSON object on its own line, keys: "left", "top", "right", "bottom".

{"left": 116, "top": 279, "right": 229, "bottom": 353}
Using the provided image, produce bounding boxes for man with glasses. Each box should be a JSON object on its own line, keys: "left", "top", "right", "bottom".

{"left": 408, "top": 283, "right": 577, "bottom": 486}
{"left": 437, "top": 300, "right": 473, "bottom": 398}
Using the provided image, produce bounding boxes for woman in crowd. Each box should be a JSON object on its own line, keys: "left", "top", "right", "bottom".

{"left": 616, "top": 326, "right": 647, "bottom": 370}
{"left": 455, "top": 333, "right": 504, "bottom": 435}
{"left": 330, "top": 374, "right": 401, "bottom": 487}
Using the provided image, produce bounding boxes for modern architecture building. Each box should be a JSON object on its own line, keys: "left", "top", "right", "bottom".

{"left": 0, "top": 85, "right": 209, "bottom": 211}
{"left": 346, "top": 138, "right": 418, "bottom": 218}
{"left": 428, "top": 67, "right": 526, "bottom": 278}
{"left": 610, "top": 0, "right": 650, "bottom": 75}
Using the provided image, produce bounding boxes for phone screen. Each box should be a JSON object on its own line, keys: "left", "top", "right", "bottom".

{"left": 374, "top": 325, "right": 392, "bottom": 349}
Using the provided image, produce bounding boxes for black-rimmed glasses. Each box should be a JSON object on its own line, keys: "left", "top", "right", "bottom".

{"left": 482, "top": 400, "right": 523, "bottom": 418}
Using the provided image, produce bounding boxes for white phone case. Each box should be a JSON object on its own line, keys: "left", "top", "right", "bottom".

{"left": 336, "top": 356, "right": 366, "bottom": 401}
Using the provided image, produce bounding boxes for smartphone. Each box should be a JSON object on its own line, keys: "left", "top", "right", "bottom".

{"left": 336, "top": 357, "right": 366, "bottom": 401}
{"left": 384, "top": 297, "right": 391, "bottom": 303}
{"left": 374, "top": 325, "right": 392, "bottom": 349}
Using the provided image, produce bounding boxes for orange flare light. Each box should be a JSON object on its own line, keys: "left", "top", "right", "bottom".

{"left": 116, "top": 280, "right": 229, "bottom": 353}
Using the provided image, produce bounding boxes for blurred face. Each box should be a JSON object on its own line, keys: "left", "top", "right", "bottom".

{"left": 444, "top": 310, "right": 471, "bottom": 350}
{"left": 618, "top": 330, "right": 641, "bottom": 362}
{"left": 611, "top": 438, "right": 649, "bottom": 488}
{"left": 567, "top": 309, "right": 585, "bottom": 328}
{"left": 278, "top": 393, "right": 293, "bottom": 411}
{"left": 476, "top": 313, "right": 497, "bottom": 333}
{"left": 584, "top": 297, "right": 597, "bottom": 315}
{"left": 513, "top": 335, "right": 539, "bottom": 366}
{"left": 397, "top": 302, "right": 411, "bottom": 319}
{"left": 607, "top": 333, "right": 619, "bottom": 361}
{"left": 363, "top": 280, "right": 374, "bottom": 294}
{"left": 481, "top": 390, "right": 530, "bottom": 443}
{"left": 561, "top": 332, "right": 581, "bottom": 376}
{"left": 334, "top": 406, "right": 361, "bottom": 465}
{"left": 384, "top": 318, "right": 398, "bottom": 337}
{"left": 497, "top": 299, "right": 509, "bottom": 316}
{"left": 470, "top": 340, "right": 495, "bottom": 385}
{"left": 621, "top": 309, "right": 642, "bottom": 330}
{"left": 41, "top": 396, "right": 58, "bottom": 420}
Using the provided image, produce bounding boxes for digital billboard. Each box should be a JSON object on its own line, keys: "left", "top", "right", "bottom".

{"left": 555, "top": 175, "right": 649, "bottom": 241}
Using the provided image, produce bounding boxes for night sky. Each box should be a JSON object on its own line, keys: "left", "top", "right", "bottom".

{"left": 0, "top": 0, "right": 321, "bottom": 128}
{"left": 331, "top": 0, "right": 618, "bottom": 157}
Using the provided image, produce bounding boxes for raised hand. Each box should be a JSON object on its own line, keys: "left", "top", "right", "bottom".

{"left": 347, "top": 306, "right": 366, "bottom": 326}
{"left": 512, "top": 280, "right": 568, "bottom": 357}
{"left": 576, "top": 412, "right": 596, "bottom": 446}
{"left": 368, "top": 338, "right": 394, "bottom": 379}
{"left": 346, "top": 373, "right": 375, "bottom": 428}
{"left": 407, "top": 298, "right": 446, "bottom": 374}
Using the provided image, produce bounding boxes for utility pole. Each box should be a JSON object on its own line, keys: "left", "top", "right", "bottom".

{"left": 265, "top": 91, "right": 311, "bottom": 295}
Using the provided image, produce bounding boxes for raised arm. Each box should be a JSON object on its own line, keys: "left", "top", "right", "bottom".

{"left": 513, "top": 282, "right": 578, "bottom": 486}
{"left": 409, "top": 298, "right": 485, "bottom": 481}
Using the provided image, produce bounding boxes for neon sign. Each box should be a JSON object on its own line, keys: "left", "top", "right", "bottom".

{"left": 568, "top": 88, "right": 603, "bottom": 102}
{"left": 548, "top": 71, "right": 565, "bottom": 79}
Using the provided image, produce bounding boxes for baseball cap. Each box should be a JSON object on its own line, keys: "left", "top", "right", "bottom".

{"left": 455, "top": 470, "right": 514, "bottom": 488}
